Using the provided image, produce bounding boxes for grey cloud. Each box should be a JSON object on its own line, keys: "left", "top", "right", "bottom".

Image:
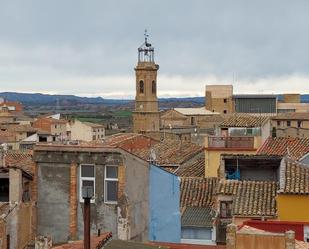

{"left": 0, "top": 0, "right": 309, "bottom": 95}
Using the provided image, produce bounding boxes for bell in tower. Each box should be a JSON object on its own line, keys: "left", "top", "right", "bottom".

{"left": 132, "top": 30, "right": 160, "bottom": 133}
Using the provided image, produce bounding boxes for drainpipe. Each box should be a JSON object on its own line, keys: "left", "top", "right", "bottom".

{"left": 82, "top": 186, "right": 94, "bottom": 249}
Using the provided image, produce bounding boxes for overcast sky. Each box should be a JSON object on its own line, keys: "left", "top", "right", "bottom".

{"left": 0, "top": 0, "right": 309, "bottom": 98}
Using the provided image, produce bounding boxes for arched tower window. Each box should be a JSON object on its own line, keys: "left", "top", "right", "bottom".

{"left": 139, "top": 80, "right": 144, "bottom": 94}
{"left": 152, "top": 81, "right": 156, "bottom": 94}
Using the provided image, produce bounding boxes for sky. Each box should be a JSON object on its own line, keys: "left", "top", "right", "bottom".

{"left": 0, "top": 0, "right": 309, "bottom": 99}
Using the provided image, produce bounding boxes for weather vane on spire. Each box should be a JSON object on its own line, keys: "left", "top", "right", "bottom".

{"left": 144, "top": 29, "right": 149, "bottom": 43}
{"left": 144, "top": 29, "right": 151, "bottom": 47}
{"left": 138, "top": 29, "right": 154, "bottom": 62}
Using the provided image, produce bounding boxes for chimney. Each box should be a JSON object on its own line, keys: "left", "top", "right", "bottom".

{"left": 82, "top": 186, "right": 94, "bottom": 249}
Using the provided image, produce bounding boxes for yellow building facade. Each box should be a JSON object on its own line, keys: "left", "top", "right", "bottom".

{"left": 277, "top": 195, "right": 309, "bottom": 222}
{"left": 205, "top": 136, "right": 261, "bottom": 177}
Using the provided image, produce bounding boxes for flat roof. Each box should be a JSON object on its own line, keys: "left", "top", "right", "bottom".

{"left": 233, "top": 94, "right": 277, "bottom": 99}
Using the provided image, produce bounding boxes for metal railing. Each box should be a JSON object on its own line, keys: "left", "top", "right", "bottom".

{"left": 208, "top": 136, "right": 254, "bottom": 149}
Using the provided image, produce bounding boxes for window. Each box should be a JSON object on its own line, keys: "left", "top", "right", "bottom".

{"left": 287, "top": 120, "right": 291, "bottom": 127}
{"left": 55, "top": 124, "right": 57, "bottom": 129}
{"left": 181, "top": 227, "right": 212, "bottom": 240}
{"left": 223, "top": 110, "right": 227, "bottom": 114}
{"left": 152, "top": 81, "right": 156, "bottom": 94}
{"left": 80, "top": 165, "right": 95, "bottom": 202}
{"left": 139, "top": 80, "right": 144, "bottom": 94}
{"left": 277, "top": 121, "right": 281, "bottom": 126}
{"left": 0, "top": 178, "right": 9, "bottom": 202}
{"left": 191, "top": 117, "right": 195, "bottom": 125}
{"left": 298, "top": 121, "right": 302, "bottom": 128}
{"left": 224, "top": 98, "right": 227, "bottom": 103}
{"left": 92, "top": 135, "right": 96, "bottom": 140}
{"left": 104, "top": 166, "right": 118, "bottom": 203}
{"left": 220, "top": 201, "right": 232, "bottom": 218}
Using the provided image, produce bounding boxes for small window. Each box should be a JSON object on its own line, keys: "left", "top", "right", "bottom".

{"left": 104, "top": 166, "right": 118, "bottom": 203}
{"left": 92, "top": 135, "right": 96, "bottom": 140}
{"left": 191, "top": 117, "right": 195, "bottom": 125}
{"left": 139, "top": 80, "right": 144, "bottom": 94}
{"left": 223, "top": 110, "right": 227, "bottom": 114}
{"left": 297, "top": 121, "right": 302, "bottom": 128}
{"left": 287, "top": 120, "right": 291, "bottom": 127}
{"left": 224, "top": 98, "right": 227, "bottom": 103}
{"left": 0, "top": 178, "right": 9, "bottom": 202}
{"left": 55, "top": 124, "right": 57, "bottom": 129}
{"left": 80, "top": 165, "right": 95, "bottom": 202}
{"left": 152, "top": 81, "right": 156, "bottom": 94}
{"left": 277, "top": 121, "right": 281, "bottom": 126}
{"left": 220, "top": 201, "right": 232, "bottom": 218}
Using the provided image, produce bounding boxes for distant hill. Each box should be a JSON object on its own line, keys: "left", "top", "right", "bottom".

{"left": 0, "top": 92, "right": 308, "bottom": 107}
{"left": 0, "top": 92, "right": 130, "bottom": 106}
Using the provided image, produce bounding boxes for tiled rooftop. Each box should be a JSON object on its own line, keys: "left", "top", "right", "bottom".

{"left": 279, "top": 158, "right": 309, "bottom": 195}
{"left": 181, "top": 206, "right": 213, "bottom": 228}
{"left": 3, "top": 150, "right": 34, "bottom": 176}
{"left": 220, "top": 114, "right": 269, "bottom": 128}
{"left": 257, "top": 137, "right": 309, "bottom": 160}
{"left": 176, "top": 155, "right": 205, "bottom": 177}
{"left": 217, "top": 180, "right": 277, "bottom": 217}
{"left": 133, "top": 140, "right": 204, "bottom": 167}
{"left": 180, "top": 177, "right": 218, "bottom": 208}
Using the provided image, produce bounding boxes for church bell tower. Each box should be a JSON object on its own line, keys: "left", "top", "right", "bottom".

{"left": 133, "top": 31, "right": 160, "bottom": 133}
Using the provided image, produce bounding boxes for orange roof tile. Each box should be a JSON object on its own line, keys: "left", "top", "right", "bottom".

{"left": 257, "top": 137, "right": 309, "bottom": 160}
{"left": 280, "top": 158, "right": 309, "bottom": 195}
{"left": 180, "top": 177, "right": 218, "bottom": 208}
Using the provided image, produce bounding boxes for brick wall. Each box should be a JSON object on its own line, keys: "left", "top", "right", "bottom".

{"left": 69, "top": 162, "right": 77, "bottom": 240}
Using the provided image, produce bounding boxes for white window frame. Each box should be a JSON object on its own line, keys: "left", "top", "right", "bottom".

{"left": 104, "top": 165, "right": 118, "bottom": 204}
{"left": 79, "top": 164, "right": 95, "bottom": 203}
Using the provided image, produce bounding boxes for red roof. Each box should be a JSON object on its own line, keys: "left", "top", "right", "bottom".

{"left": 243, "top": 220, "right": 309, "bottom": 241}
{"left": 150, "top": 242, "right": 226, "bottom": 249}
{"left": 257, "top": 137, "right": 309, "bottom": 160}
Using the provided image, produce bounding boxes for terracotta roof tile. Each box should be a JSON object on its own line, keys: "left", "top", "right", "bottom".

{"left": 280, "top": 158, "right": 309, "bottom": 195}
{"left": 3, "top": 150, "right": 34, "bottom": 176}
{"left": 258, "top": 137, "right": 309, "bottom": 160}
{"left": 133, "top": 140, "right": 204, "bottom": 167}
{"left": 176, "top": 155, "right": 205, "bottom": 177}
{"left": 180, "top": 177, "right": 218, "bottom": 208}
{"left": 217, "top": 180, "right": 277, "bottom": 217}
{"left": 220, "top": 114, "right": 269, "bottom": 128}
{"left": 181, "top": 206, "right": 213, "bottom": 227}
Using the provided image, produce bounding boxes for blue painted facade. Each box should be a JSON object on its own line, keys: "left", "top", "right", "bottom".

{"left": 149, "top": 164, "right": 181, "bottom": 242}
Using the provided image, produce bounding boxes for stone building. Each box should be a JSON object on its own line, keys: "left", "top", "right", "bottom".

{"left": 271, "top": 113, "right": 309, "bottom": 138}
{"left": 69, "top": 119, "right": 105, "bottom": 142}
{"left": 33, "top": 142, "right": 180, "bottom": 244}
{"left": 132, "top": 34, "right": 160, "bottom": 133}
{"left": 205, "top": 85, "right": 234, "bottom": 114}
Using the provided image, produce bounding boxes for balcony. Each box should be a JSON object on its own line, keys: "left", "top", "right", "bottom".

{"left": 207, "top": 136, "right": 255, "bottom": 149}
